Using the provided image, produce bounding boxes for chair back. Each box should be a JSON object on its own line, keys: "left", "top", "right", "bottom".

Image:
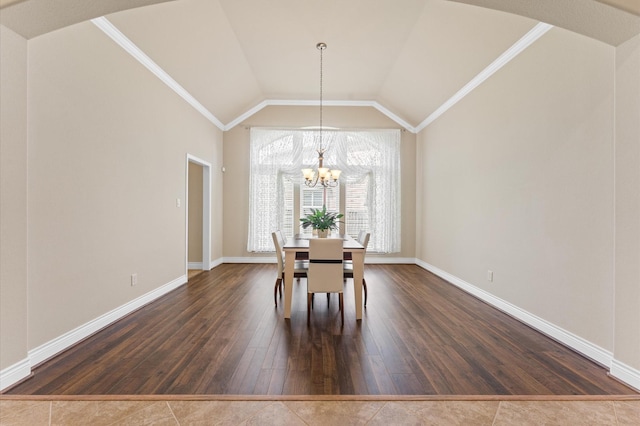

{"left": 308, "top": 238, "right": 343, "bottom": 293}
{"left": 271, "top": 231, "right": 286, "bottom": 275}
{"left": 357, "top": 231, "right": 370, "bottom": 251}
{"left": 277, "top": 230, "right": 287, "bottom": 245}
{"left": 356, "top": 231, "right": 370, "bottom": 262}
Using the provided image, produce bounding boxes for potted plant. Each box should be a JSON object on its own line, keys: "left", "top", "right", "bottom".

{"left": 299, "top": 206, "right": 343, "bottom": 238}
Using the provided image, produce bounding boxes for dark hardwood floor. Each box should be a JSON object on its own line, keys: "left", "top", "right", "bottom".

{"left": 5, "top": 264, "right": 635, "bottom": 395}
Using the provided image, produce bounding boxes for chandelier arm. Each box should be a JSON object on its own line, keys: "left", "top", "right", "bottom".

{"left": 304, "top": 173, "right": 320, "bottom": 188}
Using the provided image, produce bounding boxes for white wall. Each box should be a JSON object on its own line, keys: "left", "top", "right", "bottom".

{"left": 417, "top": 27, "right": 616, "bottom": 354}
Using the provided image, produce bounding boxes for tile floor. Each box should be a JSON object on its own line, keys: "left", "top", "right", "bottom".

{"left": 1, "top": 397, "right": 639, "bottom": 425}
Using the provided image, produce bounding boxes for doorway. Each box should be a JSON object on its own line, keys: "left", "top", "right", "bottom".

{"left": 186, "top": 154, "right": 211, "bottom": 278}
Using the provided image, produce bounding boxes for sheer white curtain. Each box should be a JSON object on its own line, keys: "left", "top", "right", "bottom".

{"left": 248, "top": 127, "right": 401, "bottom": 253}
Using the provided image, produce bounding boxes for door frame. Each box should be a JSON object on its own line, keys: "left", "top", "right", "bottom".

{"left": 186, "top": 154, "right": 212, "bottom": 274}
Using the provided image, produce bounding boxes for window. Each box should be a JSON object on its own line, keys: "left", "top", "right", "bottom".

{"left": 300, "top": 186, "right": 340, "bottom": 236}
{"left": 345, "top": 174, "right": 369, "bottom": 238}
{"left": 282, "top": 176, "right": 295, "bottom": 239}
{"left": 248, "top": 128, "right": 400, "bottom": 253}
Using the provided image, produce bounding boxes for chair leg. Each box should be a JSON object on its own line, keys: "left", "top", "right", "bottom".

{"left": 307, "top": 293, "right": 312, "bottom": 325}
{"left": 327, "top": 293, "right": 330, "bottom": 305}
{"left": 274, "top": 278, "right": 281, "bottom": 307}
{"left": 339, "top": 293, "right": 344, "bottom": 326}
{"left": 363, "top": 279, "right": 368, "bottom": 307}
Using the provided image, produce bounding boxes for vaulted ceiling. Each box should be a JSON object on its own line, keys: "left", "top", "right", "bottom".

{"left": 2, "top": 0, "right": 639, "bottom": 131}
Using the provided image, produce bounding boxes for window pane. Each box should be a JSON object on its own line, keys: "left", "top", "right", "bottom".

{"left": 345, "top": 175, "right": 370, "bottom": 240}
{"left": 282, "top": 177, "right": 294, "bottom": 239}
{"left": 300, "top": 186, "right": 339, "bottom": 235}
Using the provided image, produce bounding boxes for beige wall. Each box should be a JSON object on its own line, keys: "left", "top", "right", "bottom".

{"left": 0, "top": 24, "right": 29, "bottom": 371}
{"left": 614, "top": 34, "right": 640, "bottom": 371}
{"left": 188, "top": 162, "right": 203, "bottom": 263}
{"left": 417, "top": 28, "right": 616, "bottom": 351}
{"left": 26, "top": 21, "right": 222, "bottom": 349}
{"left": 222, "top": 105, "right": 416, "bottom": 260}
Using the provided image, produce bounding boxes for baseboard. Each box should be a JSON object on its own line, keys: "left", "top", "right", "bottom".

{"left": 415, "top": 260, "right": 615, "bottom": 368}
{"left": 190, "top": 259, "right": 223, "bottom": 270}
{"left": 365, "top": 256, "right": 417, "bottom": 264}
{"left": 223, "top": 257, "right": 276, "bottom": 264}
{"left": 2, "top": 275, "right": 188, "bottom": 392}
{"left": 222, "top": 256, "right": 417, "bottom": 264}
{"left": 0, "top": 358, "right": 31, "bottom": 392}
{"left": 611, "top": 359, "right": 640, "bottom": 392}
{"left": 28, "top": 274, "right": 187, "bottom": 369}
{"left": 5, "top": 261, "right": 639, "bottom": 393}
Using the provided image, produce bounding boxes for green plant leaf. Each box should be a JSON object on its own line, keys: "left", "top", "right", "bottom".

{"left": 299, "top": 205, "right": 344, "bottom": 231}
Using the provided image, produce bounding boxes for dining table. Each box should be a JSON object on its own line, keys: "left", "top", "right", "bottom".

{"left": 282, "top": 233, "right": 365, "bottom": 320}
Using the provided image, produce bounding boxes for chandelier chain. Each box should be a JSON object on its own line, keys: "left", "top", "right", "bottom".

{"left": 302, "top": 42, "right": 339, "bottom": 189}
{"left": 319, "top": 43, "right": 323, "bottom": 149}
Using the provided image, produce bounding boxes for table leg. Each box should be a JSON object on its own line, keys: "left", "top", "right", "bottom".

{"left": 351, "top": 250, "right": 364, "bottom": 320}
{"left": 284, "top": 250, "right": 295, "bottom": 318}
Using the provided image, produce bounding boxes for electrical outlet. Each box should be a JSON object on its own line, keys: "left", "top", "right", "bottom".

{"left": 131, "top": 273, "right": 137, "bottom": 286}
{"left": 487, "top": 270, "right": 494, "bottom": 282}
{"left": 176, "top": 198, "right": 181, "bottom": 207}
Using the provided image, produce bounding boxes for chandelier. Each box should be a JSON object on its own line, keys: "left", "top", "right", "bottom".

{"left": 301, "top": 42, "right": 341, "bottom": 188}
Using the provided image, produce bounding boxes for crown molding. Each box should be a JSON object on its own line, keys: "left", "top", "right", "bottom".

{"left": 415, "top": 22, "right": 553, "bottom": 133}
{"left": 224, "top": 99, "right": 417, "bottom": 133}
{"left": 91, "top": 17, "right": 225, "bottom": 130}
{"left": 92, "top": 17, "right": 550, "bottom": 136}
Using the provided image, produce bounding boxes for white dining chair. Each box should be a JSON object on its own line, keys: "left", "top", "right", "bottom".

{"left": 307, "top": 238, "right": 344, "bottom": 326}
{"left": 272, "top": 230, "right": 307, "bottom": 307}
{"left": 344, "top": 231, "right": 370, "bottom": 306}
